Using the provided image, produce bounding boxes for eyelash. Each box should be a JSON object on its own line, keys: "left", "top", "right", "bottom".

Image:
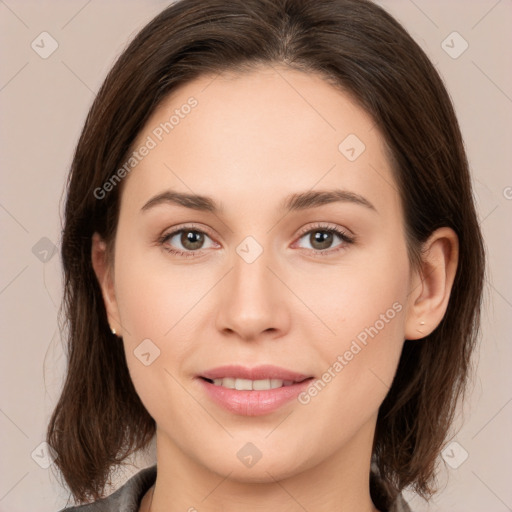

{"left": 157, "top": 222, "right": 355, "bottom": 259}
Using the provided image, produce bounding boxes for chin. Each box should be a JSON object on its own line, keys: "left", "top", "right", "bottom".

{"left": 194, "top": 443, "right": 316, "bottom": 484}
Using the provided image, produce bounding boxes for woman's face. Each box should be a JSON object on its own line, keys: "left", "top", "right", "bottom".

{"left": 100, "top": 66, "right": 420, "bottom": 481}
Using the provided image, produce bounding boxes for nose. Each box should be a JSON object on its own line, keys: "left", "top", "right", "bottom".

{"left": 215, "top": 243, "right": 290, "bottom": 342}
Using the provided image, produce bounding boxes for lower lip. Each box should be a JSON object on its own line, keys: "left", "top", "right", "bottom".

{"left": 198, "top": 378, "right": 313, "bottom": 416}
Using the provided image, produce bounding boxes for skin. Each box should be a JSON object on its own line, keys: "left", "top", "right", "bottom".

{"left": 91, "top": 65, "right": 458, "bottom": 512}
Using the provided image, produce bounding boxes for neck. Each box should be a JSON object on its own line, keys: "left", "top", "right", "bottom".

{"left": 142, "top": 419, "right": 381, "bottom": 512}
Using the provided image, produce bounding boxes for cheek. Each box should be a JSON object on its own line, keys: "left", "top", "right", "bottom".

{"left": 111, "top": 241, "right": 213, "bottom": 409}
{"left": 309, "top": 239, "right": 408, "bottom": 344}
{"left": 113, "top": 242, "right": 203, "bottom": 339}
{"left": 112, "top": 254, "right": 194, "bottom": 426}
{"left": 300, "top": 239, "right": 409, "bottom": 406}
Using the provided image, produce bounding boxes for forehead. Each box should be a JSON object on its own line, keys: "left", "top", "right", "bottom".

{"left": 123, "top": 65, "right": 400, "bottom": 222}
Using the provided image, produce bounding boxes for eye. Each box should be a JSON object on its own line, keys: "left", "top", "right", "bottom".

{"left": 158, "top": 225, "right": 218, "bottom": 258}
{"left": 157, "top": 222, "right": 355, "bottom": 259}
{"left": 294, "top": 223, "right": 355, "bottom": 255}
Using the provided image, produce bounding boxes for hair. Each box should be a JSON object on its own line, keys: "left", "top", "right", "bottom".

{"left": 46, "top": 0, "right": 485, "bottom": 509}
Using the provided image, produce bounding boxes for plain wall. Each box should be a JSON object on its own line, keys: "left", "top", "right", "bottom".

{"left": 0, "top": 1, "right": 510, "bottom": 511}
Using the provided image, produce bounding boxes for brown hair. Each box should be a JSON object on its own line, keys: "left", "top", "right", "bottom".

{"left": 47, "top": 0, "right": 485, "bottom": 508}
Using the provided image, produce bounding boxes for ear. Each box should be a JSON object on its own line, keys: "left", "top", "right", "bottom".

{"left": 91, "top": 232, "right": 123, "bottom": 336}
{"left": 404, "top": 227, "right": 459, "bottom": 340}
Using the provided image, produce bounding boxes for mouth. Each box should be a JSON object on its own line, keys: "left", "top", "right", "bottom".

{"left": 197, "top": 365, "right": 314, "bottom": 416}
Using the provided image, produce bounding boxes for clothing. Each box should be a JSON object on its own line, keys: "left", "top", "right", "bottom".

{"left": 58, "top": 464, "right": 412, "bottom": 512}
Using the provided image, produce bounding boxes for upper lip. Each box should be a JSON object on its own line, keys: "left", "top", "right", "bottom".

{"left": 200, "top": 365, "right": 312, "bottom": 382}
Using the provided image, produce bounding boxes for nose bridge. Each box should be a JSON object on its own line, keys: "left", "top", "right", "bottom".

{"left": 216, "top": 235, "right": 287, "bottom": 339}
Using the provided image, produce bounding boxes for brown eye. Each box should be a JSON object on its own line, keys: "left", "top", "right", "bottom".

{"left": 180, "top": 230, "right": 205, "bottom": 250}
{"left": 309, "top": 230, "right": 335, "bottom": 250}
{"left": 295, "top": 225, "right": 354, "bottom": 255}
{"left": 159, "top": 226, "right": 217, "bottom": 257}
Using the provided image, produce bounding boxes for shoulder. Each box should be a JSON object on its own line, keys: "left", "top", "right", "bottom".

{"left": 57, "top": 464, "right": 157, "bottom": 512}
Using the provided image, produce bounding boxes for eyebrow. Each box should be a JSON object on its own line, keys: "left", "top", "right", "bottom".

{"left": 140, "top": 188, "right": 377, "bottom": 214}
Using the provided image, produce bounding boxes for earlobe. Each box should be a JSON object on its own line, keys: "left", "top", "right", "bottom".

{"left": 91, "top": 232, "right": 122, "bottom": 336}
{"left": 404, "top": 227, "right": 459, "bottom": 340}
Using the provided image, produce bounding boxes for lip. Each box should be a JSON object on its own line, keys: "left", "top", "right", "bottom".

{"left": 197, "top": 365, "right": 314, "bottom": 416}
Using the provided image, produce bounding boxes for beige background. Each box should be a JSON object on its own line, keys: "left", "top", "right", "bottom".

{"left": 0, "top": 1, "right": 511, "bottom": 511}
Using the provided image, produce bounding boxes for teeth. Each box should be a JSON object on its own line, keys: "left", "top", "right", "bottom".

{"left": 235, "top": 378, "right": 253, "bottom": 391}
{"left": 210, "top": 377, "right": 296, "bottom": 390}
{"left": 253, "top": 379, "right": 271, "bottom": 390}
{"left": 270, "top": 379, "right": 283, "bottom": 388}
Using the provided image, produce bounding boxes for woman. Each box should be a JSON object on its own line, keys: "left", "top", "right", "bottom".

{"left": 47, "top": 0, "right": 485, "bottom": 511}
